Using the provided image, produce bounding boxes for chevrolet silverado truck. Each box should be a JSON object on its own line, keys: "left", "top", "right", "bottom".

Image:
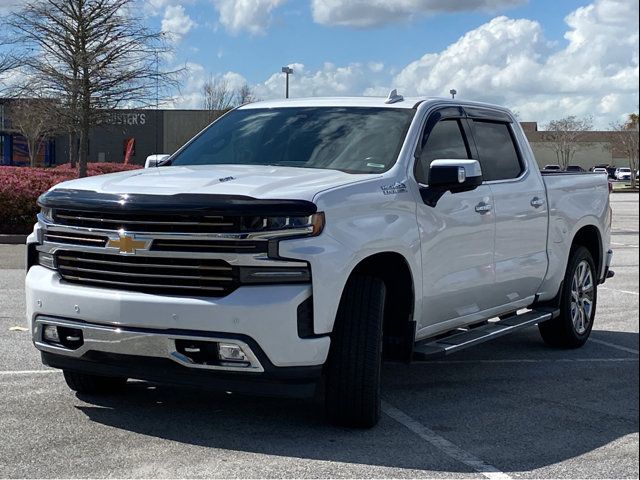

{"left": 26, "top": 93, "right": 614, "bottom": 428}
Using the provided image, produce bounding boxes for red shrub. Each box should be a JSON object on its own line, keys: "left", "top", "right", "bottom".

{"left": 0, "top": 163, "right": 141, "bottom": 234}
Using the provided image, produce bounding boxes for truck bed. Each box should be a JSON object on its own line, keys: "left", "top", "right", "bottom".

{"left": 536, "top": 171, "right": 611, "bottom": 300}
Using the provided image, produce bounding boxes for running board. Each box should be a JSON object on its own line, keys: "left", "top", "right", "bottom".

{"left": 413, "top": 309, "right": 557, "bottom": 360}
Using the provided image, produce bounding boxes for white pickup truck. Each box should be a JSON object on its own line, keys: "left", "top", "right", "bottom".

{"left": 26, "top": 94, "right": 613, "bottom": 427}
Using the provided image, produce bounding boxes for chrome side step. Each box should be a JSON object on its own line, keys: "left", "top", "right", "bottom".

{"left": 413, "top": 309, "right": 557, "bottom": 360}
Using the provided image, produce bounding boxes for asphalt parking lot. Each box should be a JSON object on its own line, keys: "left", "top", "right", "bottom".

{"left": 0, "top": 194, "right": 637, "bottom": 479}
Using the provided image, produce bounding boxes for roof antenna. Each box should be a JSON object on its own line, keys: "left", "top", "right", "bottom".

{"left": 385, "top": 89, "right": 404, "bottom": 104}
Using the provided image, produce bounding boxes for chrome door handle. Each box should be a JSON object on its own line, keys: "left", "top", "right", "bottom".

{"left": 530, "top": 197, "right": 545, "bottom": 208}
{"left": 475, "top": 202, "right": 492, "bottom": 214}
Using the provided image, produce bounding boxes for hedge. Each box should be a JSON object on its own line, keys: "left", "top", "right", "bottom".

{"left": 0, "top": 163, "right": 141, "bottom": 234}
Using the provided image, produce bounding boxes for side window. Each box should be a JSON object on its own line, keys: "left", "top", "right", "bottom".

{"left": 415, "top": 119, "right": 469, "bottom": 184}
{"left": 472, "top": 121, "right": 523, "bottom": 181}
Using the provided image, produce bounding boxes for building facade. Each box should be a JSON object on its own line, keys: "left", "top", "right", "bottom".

{"left": 0, "top": 102, "right": 634, "bottom": 170}
{"left": 1, "top": 103, "right": 220, "bottom": 167}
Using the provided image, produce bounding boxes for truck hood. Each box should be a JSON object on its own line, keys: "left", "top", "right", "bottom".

{"left": 50, "top": 165, "right": 378, "bottom": 202}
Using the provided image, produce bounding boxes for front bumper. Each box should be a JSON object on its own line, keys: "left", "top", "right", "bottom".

{"left": 36, "top": 317, "right": 322, "bottom": 398}
{"left": 26, "top": 266, "right": 331, "bottom": 368}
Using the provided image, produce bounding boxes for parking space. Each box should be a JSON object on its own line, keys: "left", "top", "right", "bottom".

{"left": 0, "top": 194, "right": 637, "bottom": 478}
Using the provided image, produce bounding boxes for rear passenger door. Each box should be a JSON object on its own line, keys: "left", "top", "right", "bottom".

{"left": 466, "top": 108, "right": 548, "bottom": 307}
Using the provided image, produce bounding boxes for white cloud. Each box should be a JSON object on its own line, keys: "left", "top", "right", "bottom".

{"left": 161, "top": 5, "right": 196, "bottom": 42}
{"left": 171, "top": 64, "right": 249, "bottom": 109}
{"left": 392, "top": 0, "right": 639, "bottom": 127}
{"left": 311, "top": 0, "right": 525, "bottom": 28}
{"left": 145, "top": 0, "right": 171, "bottom": 15}
{"left": 171, "top": 0, "right": 638, "bottom": 128}
{"left": 252, "top": 62, "right": 390, "bottom": 99}
{"left": 170, "top": 62, "right": 207, "bottom": 109}
{"left": 213, "top": 0, "right": 287, "bottom": 35}
{"left": 367, "top": 61, "right": 385, "bottom": 73}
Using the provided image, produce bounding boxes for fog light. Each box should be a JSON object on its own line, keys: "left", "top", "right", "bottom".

{"left": 218, "top": 343, "right": 247, "bottom": 362}
{"left": 43, "top": 325, "right": 60, "bottom": 343}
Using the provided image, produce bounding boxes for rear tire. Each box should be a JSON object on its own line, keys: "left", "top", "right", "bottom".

{"left": 539, "top": 246, "right": 597, "bottom": 348}
{"left": 325, "top": 275, "right": 386, "bottom": 428}
{"left": 63, "top": 370, "right": 128, "bottom": 394}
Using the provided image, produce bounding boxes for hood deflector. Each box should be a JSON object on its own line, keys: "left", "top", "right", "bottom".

{"left": 38, "top": 189, "right": 318, "bottom": 216}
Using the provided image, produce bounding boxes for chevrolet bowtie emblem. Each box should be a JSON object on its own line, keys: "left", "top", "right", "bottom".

{"left": 107, "top": 233, "right": 147, "bottom": 254}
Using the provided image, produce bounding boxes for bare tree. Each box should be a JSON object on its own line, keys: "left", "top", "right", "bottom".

{"left": 611, "top": 113, "right": 639, "bottom": 189}
{"left": 542, "top": 116, "right": 594, "bottom": 170}
{"left": 202, "top": 76, "right": 236, "bottom": 116}
{"left": 0, "top": 38, "right": 19, "bottom": 94}
{"left": 236, "top": 83, "right": 256, "bottom": 105}
{"left": 10, "top": 0, "right": 177, "bottom": 177}
{"left": 7, "top": 98, "right": 58, "bottom": 166}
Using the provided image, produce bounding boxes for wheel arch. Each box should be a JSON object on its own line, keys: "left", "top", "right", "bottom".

{"left": 339, "top": 251, "right": 416, "bottom": 360}
{"left": 571, "top": 224, "right": 603, "bottom": 276}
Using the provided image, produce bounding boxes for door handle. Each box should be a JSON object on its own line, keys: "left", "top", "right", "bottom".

{"left": 475, "top": 202, "right": 492, "bottom": 214}
{"left": 530, "top": 197, "right": 545, "bottom": 208}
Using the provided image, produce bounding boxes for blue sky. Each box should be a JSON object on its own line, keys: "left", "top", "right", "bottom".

{"left": 148, "top": 0, "right": 638, "bottom": 126}
{"left": 0, "top": 0, "right": 636, "bottom": 125}
{"left": 172, "top": 0, "right": 587, "bottom": 83}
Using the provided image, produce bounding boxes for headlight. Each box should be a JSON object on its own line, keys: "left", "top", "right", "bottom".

{"left": 242, "top": 213, "right": 324, "bottom": 239}
{"left": 39, "top": 207, "right": 53, "bottom": 223}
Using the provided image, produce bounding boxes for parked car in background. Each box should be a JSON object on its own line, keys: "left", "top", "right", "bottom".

{"left": 543, "top": 164, "right": 562, "bottom": 171}
{"left": 592, "top": 167, "right": 608, "bottom": 175}
{"left": 567, "top": 165, "right": 586, "bottom": 172}
{"left": 615, "top": 167, "right": 632, "bottom": 181}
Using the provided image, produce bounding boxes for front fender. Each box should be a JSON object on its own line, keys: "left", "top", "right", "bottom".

{"left": 279, "top": 178, "right": 422, "bottom": 334}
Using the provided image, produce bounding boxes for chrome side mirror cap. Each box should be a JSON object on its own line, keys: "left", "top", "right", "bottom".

{"left": 420, "top": 159, "right": 483, "bottom": 207}
{"left": 144, "top": 154, "right": 171, "bottom": 168}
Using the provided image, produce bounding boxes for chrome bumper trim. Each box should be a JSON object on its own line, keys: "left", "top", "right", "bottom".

{"left": 33, "top": 317, "right": 264, "bottom": 373}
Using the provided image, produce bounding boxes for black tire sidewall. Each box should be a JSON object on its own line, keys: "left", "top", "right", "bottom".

{"left": 325, "top": 275, "right": 385, "bottom": 428}
{"left": 560, "top": 246, "right": 597, "bottom": 344}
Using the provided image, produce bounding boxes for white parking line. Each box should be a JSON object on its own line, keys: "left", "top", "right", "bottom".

{"left": 412, "top": 357, "right": 637, "bottom": 365}
{"left": 590, "top": 339, "right": 639, "bottom": 355}
{"left": 600, "top": 286, "right": 639, "bottom": 296}
{"left": 0, "top": 369, "right": 58, "bottom": 376}
{"left": 611, "top": 242, "right": 638, "bottom": 248}
{"left": 382, "top": 401, "right": 511, "bottom": 480}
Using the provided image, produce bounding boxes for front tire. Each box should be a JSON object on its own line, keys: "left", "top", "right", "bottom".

{"left": 325, "top": 276, "right": 386, "bottom": 428}
{"left": 539, "top": 246, "right": 597, "bottom": 348}
{"left": 63, "top": 370, "right": 128, "bottom": 394}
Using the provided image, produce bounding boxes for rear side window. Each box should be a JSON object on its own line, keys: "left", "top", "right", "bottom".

{"left": 472, "top": 121, "right": 523, "bottom": 181}
{"left": 416, "top": 119, "right": 469, "bottom": 184}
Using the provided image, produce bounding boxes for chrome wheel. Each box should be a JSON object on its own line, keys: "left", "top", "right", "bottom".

{"left": 570, "top": 260, "right": 594, "bottom": 335}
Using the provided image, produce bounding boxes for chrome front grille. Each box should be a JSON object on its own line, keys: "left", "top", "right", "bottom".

{"left": 43, "top": 231, "right": 108, "bottom": 247}
{"left": 52, "top": 209, "right": 240, "bottom": 234}
{"left": 56, "top": 251, "right": 239, "bottom": 296}
{"left": 151, "top": 239, "right": 267, "bottom": 254}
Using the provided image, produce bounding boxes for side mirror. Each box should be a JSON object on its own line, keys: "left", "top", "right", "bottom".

{"left": 419, "top": 159, "right": 483, "bottom": 207}
{"left": 144, "top": 154, "right": 170, "bottom": 168}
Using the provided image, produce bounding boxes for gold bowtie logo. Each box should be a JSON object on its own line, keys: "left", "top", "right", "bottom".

{"left": 107, "top": 234, "right": 147, "bottom": 254}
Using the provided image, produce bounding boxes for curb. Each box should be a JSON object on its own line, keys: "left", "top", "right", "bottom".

{"left": 0, "top": 234, "right": 28, "bottom": 244}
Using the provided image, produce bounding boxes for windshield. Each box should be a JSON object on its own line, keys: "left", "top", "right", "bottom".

{"left": 168, "top": 107, "right": 415, "bottom": 174}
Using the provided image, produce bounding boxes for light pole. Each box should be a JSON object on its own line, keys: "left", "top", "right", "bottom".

{"left": 155, "top": 49, "right": 159, "bottom": 154}
{"left": 281, "top": 66, "right": 293, "bottom": 99}
{"left": 449, "top": 89, "right": 457, "bottom": 99}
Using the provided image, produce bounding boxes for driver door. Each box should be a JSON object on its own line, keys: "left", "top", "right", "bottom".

{"left": 414, "top": 109, "right": 498, "bottom": 333}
